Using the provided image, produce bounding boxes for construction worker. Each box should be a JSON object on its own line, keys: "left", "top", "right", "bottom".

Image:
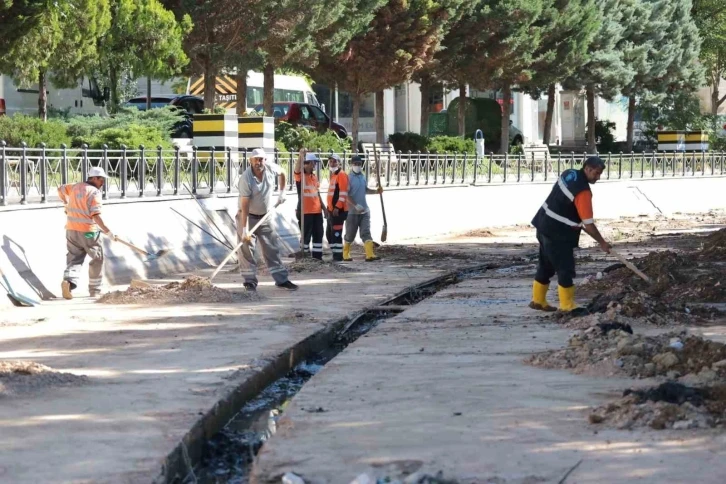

{"left": 343, "top": 155, "right": 383, "bottom": 262}
{"left": 237, "top": 148, "right": 298, "bottom": 291}
{"left": 326, "top": 154, "right": 348, "bottom": 261}
{"left": 530, "top": 156, "right": 612, "bottom": 313}
{"left": 57, "top": 167, "right": 115, "bottom": 299}
{"left": 294, "top": 150, "right": 324, "bottom": 259}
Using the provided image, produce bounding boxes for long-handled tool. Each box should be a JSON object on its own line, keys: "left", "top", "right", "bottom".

{"left": 184, "top": 183, "right": 236, "bottom": 250}
{"left": 610, "top": 249, "right": 651, "bottom": 283}
{"left": 210, "top": 200, "right": 285, "bottom": 281}
{"left": 0, "top": 266, "right": 38, "bottom": 307}
{"left": 112, "top": 235, "right": 170, "bottom": 261}
{"left": 170, "top": 207, "right": 234, "bottom": 250}
{"left": 373, "top": 148, "right": 388, "bottom": 242}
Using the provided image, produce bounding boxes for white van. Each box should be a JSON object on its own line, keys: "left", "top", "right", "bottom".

{"left": 0, "top": 75, "right": 105, "bottom": 117}
{"left": 184, "top": 70, "right": 319, "bottom": 112}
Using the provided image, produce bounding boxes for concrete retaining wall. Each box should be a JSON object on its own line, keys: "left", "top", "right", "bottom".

{"left": 1, "top": 176, "right": 724, "bottom": 308}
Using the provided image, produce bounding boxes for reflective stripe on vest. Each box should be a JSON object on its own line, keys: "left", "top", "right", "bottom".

{"left": 62, "top": 182, "right": 101, "bottom": 232}
{"left": 541, "top": 202, "right": 582, "bottom": 227}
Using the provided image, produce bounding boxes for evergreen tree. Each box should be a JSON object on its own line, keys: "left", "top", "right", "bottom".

{"left": 692, "top": 0, "right": 726, "bottom": 114}
{"left": 97, "top": 0, "right": 190, "bottom": 112}
{"left": 309, "top": 0, "right": 459, "bottom": 148}
{"left": 519, "top": 0, "right": 601, "bottom": 145}
{"left": 564, "top": 0, "right": 638, "bottom": 153}
{"left": 0, "top": 0, "right": 111, "bottom": 120}
{"left": 0, "top": 0, "right": 47, "bottom": 53}
{"left": 622, "top": 0, "right": 703, "bottom": 151}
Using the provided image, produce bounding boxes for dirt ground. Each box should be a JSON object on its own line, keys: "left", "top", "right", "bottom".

{"left": 99, "top": 274, "right": 258, "bottom": 304}
{"left": 0, "top": 360, "right": 88, "bottom": 397}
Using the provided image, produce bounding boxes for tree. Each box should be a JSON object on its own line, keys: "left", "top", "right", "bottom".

{"left": 0, "top": 1, "right": 47, "bottom": 53}
{"left": 310, "top": 0, "right": 460, "bottom": 148}
{"left": 564, "top": 0, "right": 638, "bottom": 153}
{"left": 438, "top": 0, "right": 549, "bottom": 153}
{"left": 97, "top": 0, "right": 190, "bottom": 112}
{"left": 692, "top": 0, "right": 726, "bottom": 114}
{"left": 519, "top": 0, "right": 601, "bottom": 145}
{"left": 0, "top": 0, "right": 111, "bottom": 120}
{"left": 621, "top": 0, "right": 703, "bottom": 151}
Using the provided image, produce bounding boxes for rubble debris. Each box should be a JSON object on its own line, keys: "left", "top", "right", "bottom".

{"left": 0, "top": 360, "right": 88, "bottom": 397}
{"left": 98, "top": 275, "right": 257, "bottom": 304}
{"left": 462, "top": 228, "right": 495, "bottom": 238}
{"left": 286, "top": 258, "right": 358, "bottom": 274}
{"left": 525, "top": 327, "right": 726, "bottom": 381}
{"left": 699, "top": 228, "right": 726, "bottom": 260}
{"left": 588, "top": 382, "right": 726, "bottom": 430}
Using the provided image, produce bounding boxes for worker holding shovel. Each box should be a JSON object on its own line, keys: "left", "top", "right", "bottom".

{"left": 237, "top": 148, "right": 298, "bottom": 292}
{"left": 57, "top": 166, "right": 116, "bottom": 299}
{"left": 343, "top": 155, "right": 383, "bottom": 262}
{"left": 529, "top": 156, "right": 611, "bottom": 314}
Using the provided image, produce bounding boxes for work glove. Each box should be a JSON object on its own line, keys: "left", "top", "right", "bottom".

{"left": 355, "top": 204, "right": 365, "bottom": 212}
{"left": 333, "top": 208, "right": 340, "bottom": 217}
{"left": 377, "top": 186, "right": 383, "bottom": 195}
{"left": 277, "top": 189, "right": 286, "bottom": 206}
{"left": 240, "top": 227, "right": 249, "bottom": 242}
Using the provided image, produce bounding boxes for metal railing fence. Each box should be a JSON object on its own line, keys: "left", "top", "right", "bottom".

{"left": 1, "top": 141, "right": 724, "bottom": 206}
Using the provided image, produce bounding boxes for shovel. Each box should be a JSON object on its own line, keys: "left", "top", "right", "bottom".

{"left": 372, "top": 148, "right": 388, "bottom": 242}
{"left": 610, "top": 249, "right": 651, "bottom": 284}
{"left": 0, "top": 266, "right": 38, "bottom": 307}
{"left": 112, "top": 235, "right": 170, "bottom": 262}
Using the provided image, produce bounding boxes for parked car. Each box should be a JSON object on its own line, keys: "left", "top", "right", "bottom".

{"left": 123, "top": 94, "right": 204, "bottom": 138}
{"left": 253, "top": 102, "right": 348, "bottom": 139}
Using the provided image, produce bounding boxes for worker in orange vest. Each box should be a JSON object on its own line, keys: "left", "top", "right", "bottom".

{"left": 294, "top": 150, "right": 324, "bottom": 259}
{"left": 326, "top": 154, "right": 349, "bottom": 261}
{"left": 57, "top": 167, "right": 116, "bottom": 299}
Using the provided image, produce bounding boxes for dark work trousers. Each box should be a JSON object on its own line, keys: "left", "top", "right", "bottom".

{"left": 326, "top": 210, "right": 348, "bottom": 261}
{"left": 301, "top": 213, "right": 324, "bottom": 260}
{"left": 534, "top": 231, "right": 576, "bottom": 288}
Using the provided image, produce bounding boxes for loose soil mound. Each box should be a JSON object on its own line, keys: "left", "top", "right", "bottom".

{"left": 700, "top": 228, "right": 726, "bottom": 260}
{"left": 525, "top": 326, "right": 726, "bottom": 382}
{"left": 99, "top": 276, "right": 257, "bottom": 304}
{"left": 462, "top": 228, "right": 495, "bottom": 238}
{"left": 0, "top": 360, "right": 88, "bottom": 397}
{"left": 589, "top": 382, "right": 726, "bottom": 430}
{"left": 286, "top": 258, "right": 358, "bottom": 274}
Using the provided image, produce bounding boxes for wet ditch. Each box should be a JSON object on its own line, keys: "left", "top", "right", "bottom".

{"left": 161, "top": 264, "right": 490, "bottom": 484}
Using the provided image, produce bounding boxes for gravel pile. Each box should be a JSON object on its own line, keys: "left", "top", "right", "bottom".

{"left": 0, "top": 360, "right": 88, "bottom": 397}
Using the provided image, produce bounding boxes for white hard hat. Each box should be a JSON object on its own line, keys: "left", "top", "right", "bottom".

{"left": 305, "top": 153, "right": 320, "bottom": 162}
{"left": 249, "top": 148, "right": 267, "bottom": 159}
{"left": 88, "top": 167, "right": 107, "bottom": 178}
{"left": 328, "top": 154, "right": 341, "bottom": 162}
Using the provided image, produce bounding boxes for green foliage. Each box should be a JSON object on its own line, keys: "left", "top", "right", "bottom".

{"left": 388, "top": 132, "right": 430, "bottom": 153}
{"left": 86, "top": 124, "right": 172, "bottom": 150}
{"left": 427, "top": 136, "right": 475, "bottom": 154}
{"left": 693, "top": 0, "right": 726, "bottom": 114}
{"left": 589, "top": 119, "right": 617, "bottom": 153}
{"left": 202, "top": 106, "right": 227, "bottom": 114}
{"left": 66, "top": 106, "right": 180, "bottom": 147}
{"left": 0, "top": 114, "right": 71, "bottom": 148}
{"left": 274, "top": 122, "right": 351, "bottom": 152}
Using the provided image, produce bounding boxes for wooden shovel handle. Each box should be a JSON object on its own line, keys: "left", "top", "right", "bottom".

{"left": 610, "top": 249, "right": 651, "bottom": 283}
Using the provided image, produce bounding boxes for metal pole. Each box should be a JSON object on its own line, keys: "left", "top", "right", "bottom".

{"left": 191, "top": 146, "right": 198, "bottom": 194}
{"left": 60, "top": 143, "right": 68, "bottom": 185}
{"left": 173, "top": 146, "right": 180, "bottom": 195}
{"left": 102, "top": 144, "right": 109, "bottom": 199}
{"left": 138, "top": 144, "right": 146, "bottom": 197}
{"left": 0, "top": 140, "right": 6, "bottom": 206}
{"left": 156, "top": 145, "right": 164, "bottom": 196}
{"left": 120, "top": 144, "right": 128, "bottom": 199}
{"left": 209, "top": 147, "right": 216, "bottom": 194}
{"left": 20, "top": 141, "right": 27, "bottom": 205}
{"left": 226, "top": 147, "right": 233, "bottom": 193}
{"left": 39, "top": 143, "right": 47, "bottom": 203}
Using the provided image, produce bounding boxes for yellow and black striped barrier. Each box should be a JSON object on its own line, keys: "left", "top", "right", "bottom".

{"left": 238, "top": 116, "right": 275, "bottom": 153}
{"left": 193, "top": 114, "right": 239, "bottom": 153}
{"left": 685, "top": 130, "right": 709, "bottom": 152}
{"left": 657, "top": 130, "right": 709, "bottom": 152}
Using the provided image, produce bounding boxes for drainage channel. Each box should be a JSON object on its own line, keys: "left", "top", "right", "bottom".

{"left": 180, "top": 265, "right": 489, "bottom": 484}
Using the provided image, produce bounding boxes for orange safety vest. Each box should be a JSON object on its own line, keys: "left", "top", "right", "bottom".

{"left": 58, "top": 182, "right": 102, "bottom": 232}
{"left": 328, "top": 170, "right": 349, "bottom": 212}
{"left": 294, "top": 171, "right": 322, "bottom": 215}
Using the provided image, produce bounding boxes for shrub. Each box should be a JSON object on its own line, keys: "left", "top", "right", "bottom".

{"left": 86, "top": 124, "right": 173, "bottom": 151}
{"left": 274, "top": 122, "right": 351, "bottom": 152}
{"left": 389, "top": 131, "right": 429, "bottom": 153}
{"left": 427, "top": 135, "right": 476, "bottom": 154}
{"left": 0, "top": 114, "right": 71, "bottom": 148}
{"left": 66, "top": 107, "right": 180, "bottom": 148}
{"left": 592, "top": 119, "right": 616, "bottom": 153}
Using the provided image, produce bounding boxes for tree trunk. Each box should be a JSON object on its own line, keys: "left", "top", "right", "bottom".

{"left": 458, "top": 83, "right": 466, "bottom": 137}
{"left": 586, "top": 85, "right": 596, "bottom": 153}
{"left": 626, "top": 95, "right": 636, "bottom": 153}
{"left": 38, "top": 69, "right": 47, "bottom": 122}
{"left": 500, "top": 84, "right": 513, "bottom": 154}
{"left": 419, "top": 75, "right": 431, "bottom": 136}
{"left": 203, "top": 63, "right": 216, "bottom": 111}
{"left": 352, "top": 92, "right": 361, "bottom": 151}
{"left": 543, "top": 83, "right": 556, "bottom": 145}
{"left": 263, "top": 63, "right": 274, "bottom": 116}
{"left": 146, "top": 77, "right": 152, "bottom": 110}
{"left": 375, "top": 90, "right": 385, "bottom": 144}
{"left": 109, "top": 66, "right": 119, "bottom": 113}
{"left": 236, "top": 69, "right": 248, "bottom": 116}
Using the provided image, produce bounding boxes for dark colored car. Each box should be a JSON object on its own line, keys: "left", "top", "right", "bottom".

{"left": 123, "top": 95, "right": 205, "bottom": 138}
{"left": 253, "top": 102, "right": 348, "bottom": 139}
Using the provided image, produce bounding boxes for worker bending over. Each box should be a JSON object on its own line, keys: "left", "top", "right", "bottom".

{"left": 343, "top": 155, "right": 383, "bottom": 262}
{"left": 294, "top": 150, "right": 324, "bottom": 259}
{"left": 530, "top": 156, "right": 611, "bottom": 313}
{"left": 326, "top": 154, "right": 349, "bottom": 261}
{"left": 58, "top": 167, "right": 115, "bottom": 299}
{"left": 237, "top": 148, "right": 298, "bottom": 291}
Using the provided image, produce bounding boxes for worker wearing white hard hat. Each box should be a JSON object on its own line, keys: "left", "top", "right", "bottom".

{"left": 57, "top": 165, "right": 116, "bottom": 299}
